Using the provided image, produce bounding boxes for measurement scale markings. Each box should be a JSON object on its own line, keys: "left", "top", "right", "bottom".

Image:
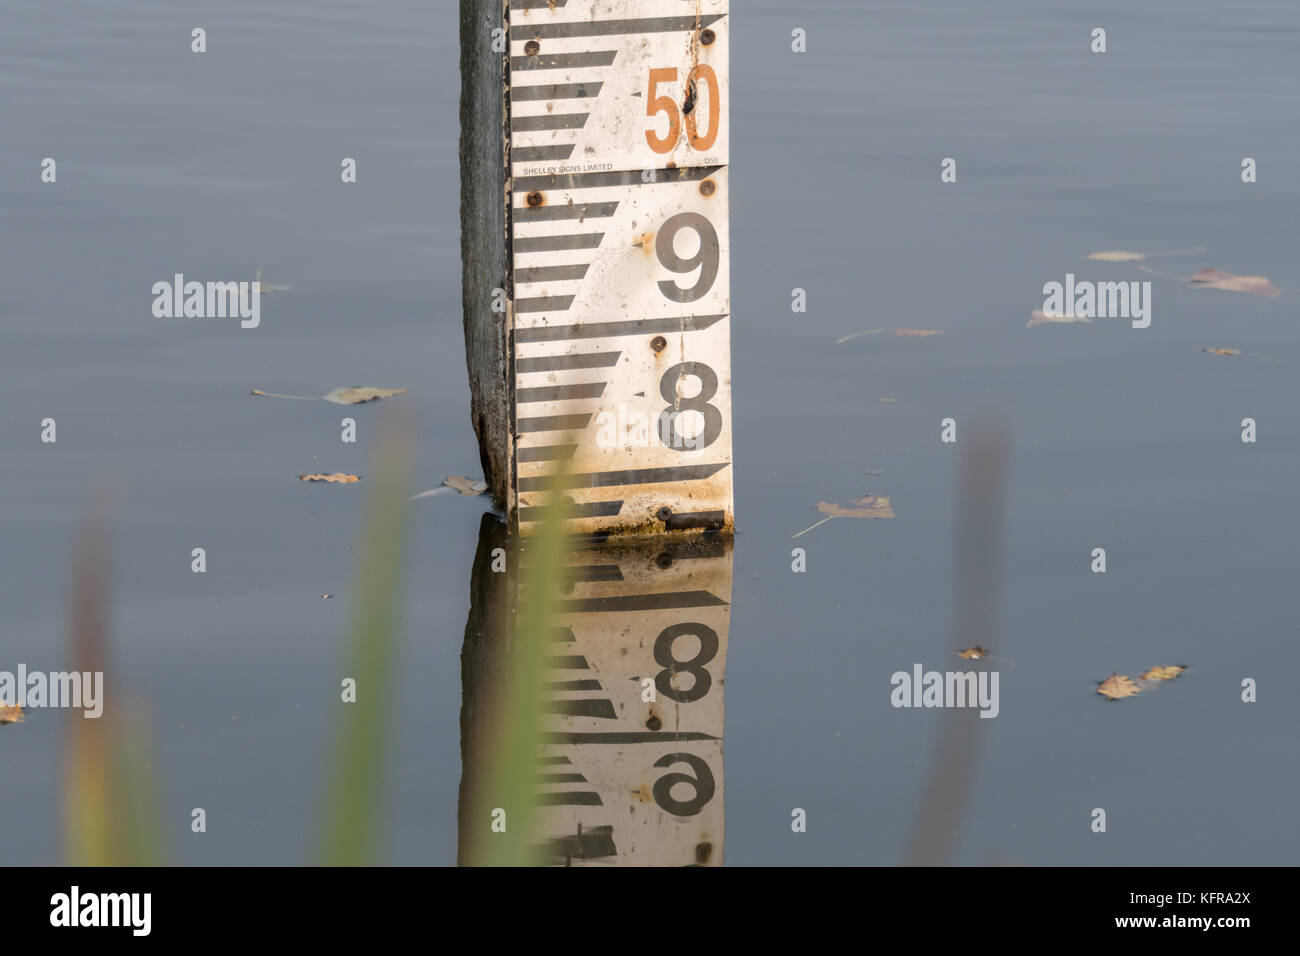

{"left": 537, "top": 791, "right": 603, "bottom": 806}
{"left": 544, "top": 698, "right": 618, "bottom": 719}
{"left": 517, "top": 462, "right": 728, "bottom": 492}
{"left": 519, "top": 500, "right": 624, "bottom": 522}
{"left": 516, "top": 263, "right": 590, "bottom": 283}
{"left": 514, "top": 233, "right": 605, "bottom": 253}
{"left": 513, "top": 113, "right": 591, "bottom": 133}
{"left": 515, "top": 165, "right": 721, "bottom": 193}
{"left": 512, "top": 144, "right": 576, "bottom": 164}
{"left": 538, "top": 772, "right": 587, "bottom": 785}
{"left": 516, "top": 413, "right": 592, "bottom": 433}
{"left": 516, "top": 351, "right": 621, "bottom": 372}
{"left": 516, "top": 382, "right": 607, "bottom": 403}
{"left": 543, "top": 731, "right": 719, "bottom": 744}
{"left": 555, "top": 591, "right": 728, "bottom": 613}
{"left": 546, "top": 654, "right": 590, "bottom": 669}
{"left": 514, "top": 313, "right": 727, "bottom": 342}
{"left": 517, "top": 443, "right": 578, "bottom": 462}
{"left": 521, "top": 16, "right": 726, "bottom": 40}
{"left": 510, "top": 51, "right": 619, "bottom": 72}
{"left": 512, "top": 82, "right": 603, "bottom": 102}
{"left": 514, "top": 201, "right": 619, "bottom": 223}
{"left": 544, "top": 679, "right": 605, "bottom": 692}
{"left": 515, "top": 294, "right": 576, "bottom": 314}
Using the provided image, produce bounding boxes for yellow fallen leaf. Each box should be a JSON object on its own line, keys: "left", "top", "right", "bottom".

{"left": 894, "top": 329, "right": 942, "bottom": 337}
{"left": 957, "top": 646, "right": 988, "bottom": 660}
{"left": 816, "top": 495, "right": 894, "bottom": 519}
{"left": 1087, "top": 250, "right": 1146, "bottom": 262}
{"left": 1097, "top": 674, "right": 1141, "bottom": 700}
{"left": 1139, "top": 665, "right": 1186, "bottom": 681}
{"left": 443, "top": 475, "right": 488, "bottom": 496}
{"left": 1028, "top": 310, "right": 1092, "bottom": 327}
{"left": 793, "top": 495, "right": 894, "bottom": 538}
{"left": 1186, "top": 268, "right": 1281, "bottom": 299}
{"left": 0, "top": 705, "right": 25, "bottom": 725}
{"left": 323, "top": 387, "right": 407, "bottom": 405}
{"left": 251, "top": 386, "right": 407, "bottom": 403}
{"left": 299, "top": 473, "right": 361, "bottom": 483}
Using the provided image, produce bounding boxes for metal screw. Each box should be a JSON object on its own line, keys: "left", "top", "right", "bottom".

{"left": 526, "top": 191, "right": 543, "bottom": 207}
{"left": 700, "top": 29, "right": 715, "bottom": 46}
{"left": 657, "top": 506, "right": 673, "bottom": 522}
{"left": 699, "top": 179, "right": 715, "bottom": 197}
{"left": 650, "top": 335, "right": 667, "bottom": 353}
{"left": 524, "top": 39, "right": 540, "bottom": 55}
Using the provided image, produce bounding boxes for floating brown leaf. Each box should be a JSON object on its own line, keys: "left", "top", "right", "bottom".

{"left": 1028, "top": 310, "right": 1092, "bottom": 327}
{"left": 1097, "top": 673, "right": 1142, "bottom": 700}
{"left": 251, "top": 387, "right": 407, "bottom": 404}
{"left": 957, "top": 646, "right": 988, "bottom": 660}
{"left": 792, "top": 495, "right": 894, "bottom": 538}
{"left": 816, "top": 495, "right": 895, "bottom": 519}
{"left": 1087, "top": 250, "right": 1146, "bottom": 262}
{"left": 1201, "top": 348, "right": 1239, "bottom": 356}
{"left": 894, "top": 329, "right": 943, "bottom": 337}
{"left": 1139, "top": 665, "right": 1186, "bottom": 681}
{"left": 442, "top": 475, "right": 489, "bottom": 496}
{"left": 300, "top": 473, "right": 361, "bottom": 483}
{"left": 0, "top": 705, "right": 25, "bottom": 725}
{"left": 1186, "top": 268, "right": 1281, "bottom": 299}
{"left": 323, "top": 387, "right": 407, "bottom": 405}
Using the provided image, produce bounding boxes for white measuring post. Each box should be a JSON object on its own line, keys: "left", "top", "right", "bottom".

{"left": 460, "top": 0, "right": 733, "bottom": 537}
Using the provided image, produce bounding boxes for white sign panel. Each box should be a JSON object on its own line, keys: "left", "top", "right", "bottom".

{"left": 534, "top": 535, "right": 732, "bottom": 866}
{"left": 508, "top": 0, "right": 733, "bottom": 537}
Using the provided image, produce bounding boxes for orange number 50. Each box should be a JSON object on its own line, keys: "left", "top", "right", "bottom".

{"left": 644, "top": 65, "right": 720, "bottom": 154}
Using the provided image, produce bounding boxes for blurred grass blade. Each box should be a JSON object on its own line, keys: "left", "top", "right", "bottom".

{"left": 463, "top": 436, "right": 571, "bottom": 866}
{"left": 63, "top": 505, "right": 165, "bottom": 866}
{"left": 319, "top": 415, "right": 414, "bottom": 865}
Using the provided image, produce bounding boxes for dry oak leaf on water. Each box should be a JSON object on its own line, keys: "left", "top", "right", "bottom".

{"left": 1097, "top": 674, "right": 1142, "bottom": 700}
{"left": 299, "top": 473, "right": 361, "bottom": 483}
{"left": 1086, "top": 250, "right": 1148, "bottom": 262}
{"left": 958, "top": 646, "right": 989, "bottom": 660}
{"left": 816, "top": 495, "right": 895, "bottom": 519}
{"left": 1201, "top": 348, "right": 1240, "bottom": 356}
{"left": 893, "top": 329, "right": 943, "bottom": 337}
{"left": 1139, "top": 665, "right": 1187, "bottom": 681}
{"left": 1186, "top": 268, "right": 1281, "bottom": 299}
{"left": 0, "top": 705, "right": 25, "bottom": 725}
{"left": 793, "top": 495, "right": 894, "bottom": 538}
{"left": 251, "top": 386, "right": 407, "bottom": 404}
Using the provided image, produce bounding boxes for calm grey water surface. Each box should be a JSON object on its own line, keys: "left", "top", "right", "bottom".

{"left": 2, "top": 0, "right": 1298, "bottom": 865}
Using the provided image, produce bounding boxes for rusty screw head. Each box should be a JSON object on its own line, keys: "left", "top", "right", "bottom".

{"left": 699, "top": 179, "right": 716, "bottom": 197}
{"left": 524, "top": 39, "right": 540, "bottom": 55}
{"left": 700, "top": 29, "right": 715, "bottom": 46}
{"left": 695, "top": 842, "right": 713, "bottom": 864}
{"left": 655, "top": 552, "right": 673, "bottom": 569}
{"left": 650, "top": 335, "right": 667, "bottom": 353}
{"left": 656, "top": 506, "right": 673, "bottom": 522}
{"left": 645, "top": 715, "right": 662, "bottom": 731}
{"left": 525, "top": 191, "right": 544, "bottom": 207}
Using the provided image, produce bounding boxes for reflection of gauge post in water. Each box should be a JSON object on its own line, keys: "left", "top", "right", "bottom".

{"left": 459, "top": 517, "right": 733, "bottom": 866}
{"left": 460, "top": 0, "right": 733, "bottom": 537}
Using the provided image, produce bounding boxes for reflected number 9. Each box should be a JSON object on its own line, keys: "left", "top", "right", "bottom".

{"left": 652, "top": 753, "right": 716, "bottom": 817}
